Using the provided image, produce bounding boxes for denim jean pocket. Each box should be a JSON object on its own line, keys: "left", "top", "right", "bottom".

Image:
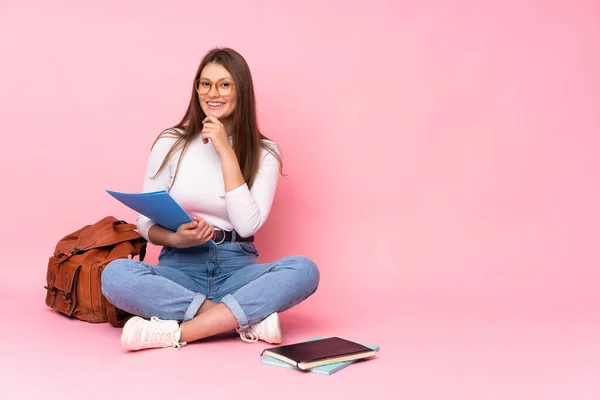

{"left": 236, "top": 242, "right": 259, "bottom": 257}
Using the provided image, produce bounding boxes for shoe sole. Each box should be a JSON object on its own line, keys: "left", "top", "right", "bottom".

{"left": 121, "top": 316, "right": 143, "bottom": 350}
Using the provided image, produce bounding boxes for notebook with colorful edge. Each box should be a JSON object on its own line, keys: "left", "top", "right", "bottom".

{"left": 261, "top": 336, "right": 379, "bottom": 375}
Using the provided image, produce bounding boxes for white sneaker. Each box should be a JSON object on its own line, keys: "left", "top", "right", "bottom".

{"left": 237, "top": 313, "right": 282, "bottom": 344}
{"left": 121, "top": 316, "right": 186, "bottom": 351}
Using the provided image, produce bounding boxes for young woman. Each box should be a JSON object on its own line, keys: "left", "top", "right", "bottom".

{"left": 101, "top": 47, "right": 320, "bottom": 351}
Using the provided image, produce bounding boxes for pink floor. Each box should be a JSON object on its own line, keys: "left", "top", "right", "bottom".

{"left": 2, "top": 265, "right": 599, "bottom": 400}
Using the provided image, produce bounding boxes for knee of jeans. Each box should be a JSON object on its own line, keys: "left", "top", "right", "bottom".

{"left": 288, "top": 256, "right": 320, "bottom": 293}
{"left": 101, "top": 259, "right": 129, "bottom": 297}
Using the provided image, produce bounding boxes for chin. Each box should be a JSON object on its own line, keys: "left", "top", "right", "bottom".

{"left": 203, "top": 109, "right": 231, "bottom": 119}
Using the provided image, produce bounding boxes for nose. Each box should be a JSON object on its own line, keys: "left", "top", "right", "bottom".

{"left": 208, "top": 85, "right": 219, "bottom": 97}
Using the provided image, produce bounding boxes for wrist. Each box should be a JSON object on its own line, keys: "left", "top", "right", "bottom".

{"left": 167, "top": 231, "right": 182, "bottom": 248}
{"left": 219, "top": 147, "right": 237, "bottom": 161}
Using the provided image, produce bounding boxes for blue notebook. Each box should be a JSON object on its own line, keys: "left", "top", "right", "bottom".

{"left": 106, "top": 189, "right": 194, "bottom": 232}
{"left": 261, "top": 336, "right": 379, "bottom": 375}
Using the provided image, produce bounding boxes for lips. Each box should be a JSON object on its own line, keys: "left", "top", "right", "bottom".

{"left": 207, "top": 102, "right": 224, "bottom": 107}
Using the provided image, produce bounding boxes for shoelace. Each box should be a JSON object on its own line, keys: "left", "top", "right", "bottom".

{"left": 238, "top": 326, "right": 260, "bottom": 343}
{"left": 144, "top": 317, "right": 186, "bottom": 349}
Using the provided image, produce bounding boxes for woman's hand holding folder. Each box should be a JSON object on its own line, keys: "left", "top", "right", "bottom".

{"left": 173, "top": 218, "right": 214, "bottom": 248}
{"left": 148, "top": 217, "right": 214, "bottom": 248}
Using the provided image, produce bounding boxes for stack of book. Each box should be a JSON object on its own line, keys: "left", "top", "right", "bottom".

{"left": 261, "top": 336, "right": 379, "bottom": 376}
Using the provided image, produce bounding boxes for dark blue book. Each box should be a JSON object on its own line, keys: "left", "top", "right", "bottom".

{"left": 106, "top": 189, "right": 194, "bottom": 232}
{"left": 261, "top": 336, "right": 379, "bottom": 375}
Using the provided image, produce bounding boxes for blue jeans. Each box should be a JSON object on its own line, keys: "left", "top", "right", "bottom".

{"left": 101, "top": 241, "right": 320, "bottom": 329}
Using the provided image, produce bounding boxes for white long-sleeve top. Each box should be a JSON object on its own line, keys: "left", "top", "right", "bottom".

{"left": 136, "top": 132, "right": 280, "bottom": 243}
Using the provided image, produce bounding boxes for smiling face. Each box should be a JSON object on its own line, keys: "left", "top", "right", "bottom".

{"left": 197, "top": 62, "right": 237, "bottom": 120}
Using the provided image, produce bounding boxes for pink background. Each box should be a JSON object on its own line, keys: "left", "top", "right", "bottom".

{"left": 1, "top": 1, "right": 600, "bottom": 398}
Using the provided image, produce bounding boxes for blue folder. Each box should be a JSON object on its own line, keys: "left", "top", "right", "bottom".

{"left": 106, "top": 189, "right": 194, "bottom": 232}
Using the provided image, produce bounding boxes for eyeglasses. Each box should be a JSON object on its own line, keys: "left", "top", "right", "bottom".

{"left": 195, "top": 78, "right": 235, "bottom": 96}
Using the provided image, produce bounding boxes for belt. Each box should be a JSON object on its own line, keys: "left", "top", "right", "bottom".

{"left": 212, "top": 229, "right": 254, "bottom": 244}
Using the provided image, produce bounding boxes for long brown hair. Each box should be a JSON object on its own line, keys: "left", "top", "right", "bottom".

{"left": 151, "top": 47, "right": 282, "bottom": 188}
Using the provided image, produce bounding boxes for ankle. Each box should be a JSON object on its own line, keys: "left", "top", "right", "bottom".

{"left": 194, "top": 300, "right": 219, "bottom": 317}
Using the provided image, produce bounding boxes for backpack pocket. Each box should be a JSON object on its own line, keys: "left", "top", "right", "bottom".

{"left": 45, "top": 259, "right": 81, "bottom": 317}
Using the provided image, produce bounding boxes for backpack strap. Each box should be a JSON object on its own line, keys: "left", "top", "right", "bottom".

{"left": 113, "top": 221, "right": 137, "bottom": 232}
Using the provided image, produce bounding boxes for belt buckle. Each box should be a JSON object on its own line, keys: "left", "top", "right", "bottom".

{"left": 213, "top": 229, "right": 226, "bottom": 245}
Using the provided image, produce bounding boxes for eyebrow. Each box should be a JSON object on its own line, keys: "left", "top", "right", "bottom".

{"left": 199, "top": 77, "right": 233, "bottom": 82}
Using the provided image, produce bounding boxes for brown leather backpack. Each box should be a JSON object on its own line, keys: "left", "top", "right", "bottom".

{"left": 44, "top": 216, "right": 147, "bottom": 327}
